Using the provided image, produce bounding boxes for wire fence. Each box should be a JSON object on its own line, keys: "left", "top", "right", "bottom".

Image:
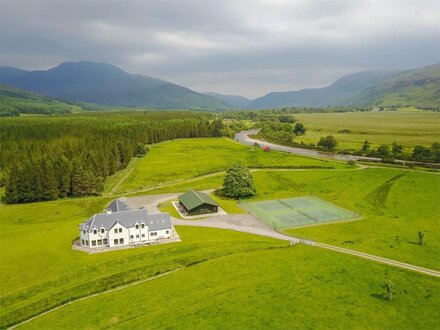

{"left": 241, "top": 196, "right": 359, "bottom": 229}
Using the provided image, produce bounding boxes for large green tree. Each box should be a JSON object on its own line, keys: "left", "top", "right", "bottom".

{"left": 223, "top": 163, "right": 256, "bottom": 198}
{"left": 317, "top": 135, "right": 338, "bottom": 151}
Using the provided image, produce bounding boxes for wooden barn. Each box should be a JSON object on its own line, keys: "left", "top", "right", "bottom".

{"left": 178, "top": 190, "right": 219, "bottom": 216}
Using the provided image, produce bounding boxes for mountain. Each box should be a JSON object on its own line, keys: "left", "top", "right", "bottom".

{"left": 0, "top": 61, "right": 230, "bottom": 109}
{"left": 204, "top": 92, "right": 251, "bottom": 108}
{"left": 248, "top": 63, "right": 440, "bottom": 109}
{"left": 0, "top": 84, "right": 84, "bottom": 116}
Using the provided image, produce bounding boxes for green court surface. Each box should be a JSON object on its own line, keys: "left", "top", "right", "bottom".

{"left": 241, "top": 196, "right": 359, "bottom": 229}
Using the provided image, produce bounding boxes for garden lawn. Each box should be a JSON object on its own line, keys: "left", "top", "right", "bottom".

{"left": 294, "top": 111, "right": 440, "bottom": 152}
{"left": 111, "top": 137, "right": 346, "bottom": 194}
{"left": 20, "top": 245, "right": 440, "bottom": 330}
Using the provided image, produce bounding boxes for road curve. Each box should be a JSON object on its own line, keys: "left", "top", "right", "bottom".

{"left": 235, "top": 130, "right": 437, "bottom": 166}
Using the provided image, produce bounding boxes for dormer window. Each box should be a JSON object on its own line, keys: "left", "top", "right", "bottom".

{"left": 141, "top": 223, "right": 145, "bottom": 228}
{"left": 93, "top": 229, "right": 97, "bottom": 235}
{"left": 135, "top": 223, "right": 139, "bottom": 229}
{"left": 100, "top": 228, "right": 105, "bottom": 234}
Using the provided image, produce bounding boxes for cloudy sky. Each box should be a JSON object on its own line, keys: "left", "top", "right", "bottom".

{"left": 1, "top": 0, "right": 439, "bottom": 98}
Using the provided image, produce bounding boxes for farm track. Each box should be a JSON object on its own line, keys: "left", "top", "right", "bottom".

{"left": 313, "top": 242, "right": 440, "bottom": 277}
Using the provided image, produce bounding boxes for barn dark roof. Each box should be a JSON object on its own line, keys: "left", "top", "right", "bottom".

{"left": 178, "top": 190, "right": 218, "bottom": 211}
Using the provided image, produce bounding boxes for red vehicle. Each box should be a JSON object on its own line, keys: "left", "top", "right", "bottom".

{"left": 263, "top": 146, "right": 271, "bottom": 152}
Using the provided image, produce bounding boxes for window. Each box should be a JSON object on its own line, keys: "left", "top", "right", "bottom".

{"left": 93, "top": 229, "right": 97, "bottom": 235}
{"left": 166, "top": 230, "right": 170, "bottom": 235}
{"left": 97, "top": 239, "right": 102, "bottom": 246}
{"left": 141, "top": 223, "right": 145, "bottom": 228}
{"left": 150, "top": 232, "right": 157, "bottom": 237}
{"left": 114, "top": 228, "right": 118, "bottom": 234}
{"left": 103, "top": 239, "right": 108, "bottom": 245}
{"left": 135, "top": 223, "right": 139, "bottom": 229}
{"left": 83, "top": 230, "right": 86, "bottom": 234}
{"left": 130, "top": 235, "right": 134, "bottom": 239}
{"left": 100, "top": 228, "right": 105, "bottom": 234}
{"left": 119, "top": 238, "right": 124, "bottom": 244}
{"left": 86, "top": 240, "right": 89, "bottom": 246}
{"left": 81, "top": 239, "right": 85, "bottom": 245}
{"left": 114, "top": 239, "right": 118, "bottom": 245}
{"left": 142, "top": 234, "right": 145, "bottom": 238}
{"left": 118, "top": 228, "right": 122, "bottom": 233}
{"left": 136, "top": 234, "right": 139, "bottom": 238}
{"left": 92, "top": 240, "right": 96, "bottom": 246}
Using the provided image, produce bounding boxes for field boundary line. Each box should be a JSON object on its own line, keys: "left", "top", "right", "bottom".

{"left": 313, "top": 242, "right": 440, "bottom": 277}
{"left": 8, "top": 268, "right": 184, "bottom": 330}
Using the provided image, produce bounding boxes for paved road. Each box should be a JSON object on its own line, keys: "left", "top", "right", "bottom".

{"left": 173, "top": 215, "right": 299, "bottom": 243}
{"left": 235, "top": 130, "right": 437, "bottom": 166}
{"left": 235, "top": 129, "right": 379, "bottom": 162}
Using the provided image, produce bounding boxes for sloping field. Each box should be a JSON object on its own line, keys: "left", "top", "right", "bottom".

{"left": 18, "top": 246, "right": 440, "bottom": 330}
{"left": 109, "top": 138, "right": 346, "bottom": 194}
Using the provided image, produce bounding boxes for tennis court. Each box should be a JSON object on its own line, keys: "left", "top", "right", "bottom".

{"left": 240, "top": 196, "right": 359, "bottom": 229}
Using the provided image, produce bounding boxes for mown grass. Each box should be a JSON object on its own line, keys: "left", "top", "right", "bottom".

{"left": 294, "top": 111, "right": 440, "bottom": 152}
{"left": 158, "top": 200, "right": 183, "bottom": 219}
{"left": 111, "top": 137, "right": 346, "bottom": 194}
{"left": 0, "top": 196, "right": 286, "bottom": 328}
{"left": 20, "top": 245, "right": 440, "bottom": 330}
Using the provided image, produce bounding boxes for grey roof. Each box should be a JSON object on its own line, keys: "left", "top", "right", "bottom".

{"left": 106, "top": 199, "right": 131, "bottom": 213}
{"left": 80, "top": 209, "right": 171, "bottom": 233}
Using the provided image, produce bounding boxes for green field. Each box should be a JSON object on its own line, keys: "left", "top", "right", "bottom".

{"left": 18, "top": 246, "right": 440, "bottom": 330}
{"left": 241, "top": 196, "right": 359, "bottom": 229}
{"left": 1, "top": 137, "right": 439, "bottom": 328}
{"left": 0, "top": 196, "right": 287, "bottom": 328}
{"left": 109, "top": 138, "right": 346, "bottom": 194}
{"left": 294, "top": 111, "right": 440, "bottom": 151}
{"left": 148, "top": 167, "right": 440, "bottom": 270}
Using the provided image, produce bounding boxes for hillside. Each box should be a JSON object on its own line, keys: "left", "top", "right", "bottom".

{"left": 0, "top": 84, "right": 84, "bottom": 116}
{"left": 248, "top": 63, "right": 440, "bottom": 109}
{"left": 0, "top": 61, "right": 230, "bottom": 109}
{"left": 204, "top": 92, "right": 251, "bottom": 108}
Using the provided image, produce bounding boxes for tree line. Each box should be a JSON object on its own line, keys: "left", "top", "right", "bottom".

{"left": 1, "top": 111, "right": 225, "bottom": 203}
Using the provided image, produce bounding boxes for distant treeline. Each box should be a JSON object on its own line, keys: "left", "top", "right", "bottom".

{"left": 0, "top": 112, "right": 224, "bottom": 203}
{"left": 220, "top": 107, "right": 370, "bottom": 120}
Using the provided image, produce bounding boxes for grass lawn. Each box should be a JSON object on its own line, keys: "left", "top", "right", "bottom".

{"left": 158, "top": 200, "right": 183, "bottom": 219}
{"left": 20, "top": 245, "right": 440, "bottom": 330}
{"left": 0, "top": 196, "right": 287, "bottom": 328}
{"left": 109, "top": 137, "right": 347, "bottom": 194}
{"left": 294, "top": 111, "right": 440, "bottom": 152}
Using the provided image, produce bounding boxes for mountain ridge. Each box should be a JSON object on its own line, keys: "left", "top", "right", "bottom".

{"left": 0, "top": 61, "right": 230, "bottom": 109}
{"left": 248, "top": 63, "right": 439, "bottom": 109}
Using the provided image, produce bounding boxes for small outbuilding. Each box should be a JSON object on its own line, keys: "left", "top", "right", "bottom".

{"left": 178, "top": 190, "right": 219, "bottom": 216}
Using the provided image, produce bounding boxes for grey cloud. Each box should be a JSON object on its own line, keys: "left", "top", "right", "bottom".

{"left": 1, "top": 0, "right": 439, "bottom": 98}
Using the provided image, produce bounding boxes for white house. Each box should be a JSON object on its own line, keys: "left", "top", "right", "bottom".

{"left": 79, "top": 199, "right": 172, "bottom": 249}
